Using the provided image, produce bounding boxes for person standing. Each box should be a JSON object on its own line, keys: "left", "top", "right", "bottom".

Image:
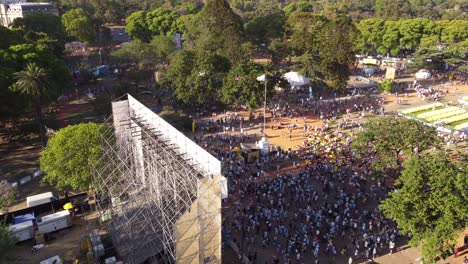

{"left": 389, "top": 241, "right": 395, "bottom": 254}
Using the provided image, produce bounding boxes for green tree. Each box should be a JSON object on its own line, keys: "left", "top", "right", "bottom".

{"left": 287, "top": 12, "right": 328, "bottom": 54}
{"left": 0, "top": 26, "right": 68, "bottom": 119}
{"left": 317, "top": 15, "right": 358, "bottom": 90}
{"left": 398, "top": 18, "right": 434, "bottom": 52}
{"left": 381, "top": 152, "right": 468, "bottom": 262}
{"left": 0, "top": 181, "right": 15, "bottom": 213}
{"left": 351, "top": 116, "right": 440, "bottom": 172}
{"left": 111, "top": 36, "right": 174, "bottom": 67}
{"left": 125, "top": 11, "right": 150, "bottom": 41}
{"left": 375, "top": 0, "right": 413, "bottom": 20}
{"left": 166, "top": 50, "right": 230, "bottom": 105}
{"left": 381, "top": 20, "right": 402, "bottom": 56}
{"left": 268, "top": 38, "right": 291, "bottom": 64}
{"left": 440, "top": 20, "right": 468, "bottom": 43}
{"left": 244, "top": 6, "right": 285, "bottom": 44}
{"left": 0, "top": 179, "right": 16, "bottom": 260}
{"left": 40, "top": 123, "right": 105, "bottom": 191}
{"left": 194, "top": 0, "right": 243, "bottom": 64}
{"left": 356, "top": 18, "right": 385, "bottom": 54}
{"left": 408, "top": 48, "right": 445, "bottom": 72}
{"left": 221, "top": 62, "right": 266, "bottom": 109}
{"left": 7, "top": 41, "right": 68, "bottom": 95}
{"left": 148, "top": 35, "right": 175, "bottom": 65}
{"left": 239, "top": 42, "right": 258, "bottom": 62}
{"left": 379, "top": 79, "right": 393, "bottom": 92}
{"left": 146, "top": 8, "right": 180, "bottom": 37}
{"left": 286, "top": 13, "right": 328, "bottom": 78}
{"left": 0, "top": 221, "right": 16, "bottom": 262}
{"left": 111, "top": 40, "right": 148, "bottom": 64}
{"left": 11, "top": 63, "right": 49, "bottom": 147}
{"left": 175, "top": 13, "right": 200, "bottom": 50}
{"left": 0, "top": 30, "right": 28, "bottom": 118}
{"left": 408, "top": 0, "right": 440, "bottom": 19}
{"left": 165, "top": 50, "right": 196, "bottom": 103}
{"left": 283, "top": 1, "right": 314, "bottom": 16}
{"left": 62, "top": 8, "right": 96, "bottom": 44}
{"left": 11, "top": 11, "right": 67, "bottom": 48}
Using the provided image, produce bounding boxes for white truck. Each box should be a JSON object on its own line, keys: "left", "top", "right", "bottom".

{"left": 26, "top": 192, "right": 57, "bottom": 208}
{"left": 8, "top": 220, "right": 35, "bottom": 242}
{"left": 37, "top": 210, "right": 72, "bottom": 234}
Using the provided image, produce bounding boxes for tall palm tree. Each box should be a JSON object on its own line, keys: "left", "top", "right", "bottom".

{"left": 13, "top": 63, "right": 49, "bottom": 147}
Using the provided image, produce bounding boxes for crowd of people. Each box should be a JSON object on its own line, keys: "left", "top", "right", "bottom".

{"left": 221, "top": 144, "right": 404, "bottom": 264}
{"left": 190, "top": 82, "right": 467, "bottom": 263}
{"left": 189, "top": 89, "right": 413, "bottom": 263}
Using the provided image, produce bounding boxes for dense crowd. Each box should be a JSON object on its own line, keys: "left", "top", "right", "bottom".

{"left": 190, "top": 90, "right": 413, "bottom": 263}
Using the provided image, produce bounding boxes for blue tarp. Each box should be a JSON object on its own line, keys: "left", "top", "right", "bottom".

{"left": 14, "top": 212, "right": 35, "bottom": 224}
{"left": 94, "top": 65, "right": 109, "bottom": 77}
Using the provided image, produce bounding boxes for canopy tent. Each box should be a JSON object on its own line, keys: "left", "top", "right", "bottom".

{"left": 415, "top": 69, "right": 431, "bottom": 79}
{"left": 283, "top": 72, "right": 310, "bottom": 86}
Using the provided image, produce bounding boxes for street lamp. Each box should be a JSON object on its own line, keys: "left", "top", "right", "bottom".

{"left": 256, "top": 74, "right": 269, "bottom": 154}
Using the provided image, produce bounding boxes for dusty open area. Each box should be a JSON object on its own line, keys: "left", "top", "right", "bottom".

{"left": 6, "top": 212, "right": 100, "bottom": 264}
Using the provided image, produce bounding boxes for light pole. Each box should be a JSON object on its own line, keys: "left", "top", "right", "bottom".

{"left": 256, "top": 73, "right": 270, "bottom": 154}
{"left": 263, "top": 74, "right": 267, "bottom": 137}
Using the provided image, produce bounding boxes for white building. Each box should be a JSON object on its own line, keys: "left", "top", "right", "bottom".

{"left": 0, "top": 2, "right": 58, "bottom": 28}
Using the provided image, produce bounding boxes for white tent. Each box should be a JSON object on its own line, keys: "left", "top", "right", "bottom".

{"left": 415, "top": 69, "right": 431, "bottom": 79}
{"left": 284, "top": 72, "right": 309, "bottom": 86}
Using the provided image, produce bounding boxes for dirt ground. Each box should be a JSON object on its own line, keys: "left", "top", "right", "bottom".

{"left": 6, "top": 212, "right": 100, "bottom": 264}
{"left": 0, "top": 140, "right": 56, "bottom": 211}
{"left": 221, "top": 83, "right": 468, "bottom": 154}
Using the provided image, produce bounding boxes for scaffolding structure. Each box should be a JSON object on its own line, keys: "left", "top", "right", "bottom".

{"left": 93, "top": 95, "right": 223, "bottom": 264}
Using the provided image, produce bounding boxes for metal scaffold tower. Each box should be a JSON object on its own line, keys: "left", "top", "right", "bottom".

{"left": 93, "top": 95, "right": 224, "bottom": 264}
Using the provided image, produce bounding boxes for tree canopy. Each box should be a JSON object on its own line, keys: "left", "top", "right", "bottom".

{"left": 355, "top": 18, "right": 468, "bottom": 56}
{"left": 111, "top": 36, "right": 175, "bottom": 66}
{"left": 221, "top": 62, "right": 267, "bottom": 109}
{"left": 317, "top": 15, "right": 358, "bottom": 89}
{"left": 244, "top": 6, "right": 286, "bottom": 44}
{"left": 0, "top": 181, "right": 16, "bottom": 261}
{"left": 192, "top": 0, "right": 243, "bottom": 64}
{"left": 62, "top": 8, "right": 96, "bottom": 44}
{"left": 0, "top": 26, "right": 69, "bottom": 118}
{"left": 11, "top": 11, "right": 67, "bottom": 50}
{"left": 125, "top": 11, "right": 150, "bottom": 42}
{"left": 351, "top": 116, "right": 440, "bottom": 172}
{"left": 166, "top": 50, "right": 230, "bottom": 105}
{"left": 40, "top": 123, "right": 106, "bottom": 191}
{"left": 125, "top": 8, "right": 180, "bottom": 42}
{"left": 381, "top": 152, "right": 468, "bottom": 262}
